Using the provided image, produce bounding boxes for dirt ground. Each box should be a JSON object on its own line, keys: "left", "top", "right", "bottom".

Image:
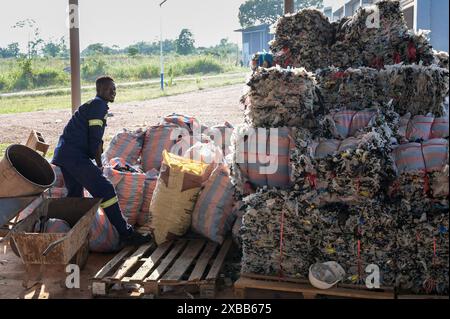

{"left": 0, "top": 84, "right": 245, "bottom": 148}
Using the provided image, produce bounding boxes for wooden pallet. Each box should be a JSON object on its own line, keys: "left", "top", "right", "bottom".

{"left": 91, "top": 238, "right": 232, "bottom": 299}
{"left": 234, "top": 273, "right": 396, "bottom": 299}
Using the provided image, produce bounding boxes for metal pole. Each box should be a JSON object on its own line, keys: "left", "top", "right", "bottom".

{"left": 160, "top": 0, "right": 168, "bottom": 91}
{"left": 69, "top": 0, "right": 81, "bottom": 114}
{"left": 284, "top": 0, "right": 295, "bottom": 14}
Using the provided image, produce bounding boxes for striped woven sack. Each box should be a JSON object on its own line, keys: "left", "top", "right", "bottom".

{"left": 141, "top": 123, "right": 184, "bottom": 171}
{"left": 393, "top": 139, "right": 449, "bottom": 174}
{"left": 50, "top": 164, "right": 65, "bottom": 188}
{"left": 191, "top": 164, "right": 236, "bottom": 244}
{"left": 103, "top": 158, "right": 146, "bottom": 226}
{"left": 46, "top": 187, "right": 68, "bottom": 198}
{"left": 266, "top": 127, "right": 295, "bottom": 188}
{"left": 102, "top": 128, "right": 145, "bottom": 166}
{"left": 89, "top": 209, "right": 121, "bottom": 253}
{"left": 43, "top": 219, "right": 71, "bottom": 233}
{"left": 204, "top": 122, "right": 234, "bottom": 156}
{"left": 328, "top": 109, "right": 377, "bottom": 139}
{"left": 161, "top": 113, "right": 202, "bottom": 134}
{"left": 138, "top": 171, "right": 158, "bottom": 226}
{"left": 398, "top": 114, "right": 449, "bottom": 142}
{"left": 234, "top": 127, "right": 294, "bottom": 190}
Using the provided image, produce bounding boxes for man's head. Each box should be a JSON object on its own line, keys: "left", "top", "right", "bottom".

{"left": 96, "top": 76, "right": 116, "bottom": 103}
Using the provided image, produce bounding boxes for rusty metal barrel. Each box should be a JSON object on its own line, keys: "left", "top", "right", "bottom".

{"left": 0, "top": 144, "right": 55, "bottom": 197}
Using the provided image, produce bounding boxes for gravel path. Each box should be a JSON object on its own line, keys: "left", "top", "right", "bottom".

{"left": 0, "top": 84, "right": 245, "bottom": 148}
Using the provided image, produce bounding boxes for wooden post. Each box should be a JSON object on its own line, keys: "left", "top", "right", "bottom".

{"left": 284, "top": 0, "right": 295, "bottom": 14}
{"left": 69, "top": 0, "right": 81, "bottom": 114}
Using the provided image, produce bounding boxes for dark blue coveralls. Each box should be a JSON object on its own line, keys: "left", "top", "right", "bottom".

{"left": 52, "top": 96, "right": 132, "bottom": 236}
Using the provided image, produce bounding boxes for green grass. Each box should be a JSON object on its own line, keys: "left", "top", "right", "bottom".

{"left": 0, "top": 54, "right": 246, "bottom": 93}
{"left": 0, "top": 73, "right": 246, "bottom": 114}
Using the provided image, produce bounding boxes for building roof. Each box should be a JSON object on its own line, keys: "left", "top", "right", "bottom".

{"left": 234, "top": 24, "right": 270, "bottom": 33}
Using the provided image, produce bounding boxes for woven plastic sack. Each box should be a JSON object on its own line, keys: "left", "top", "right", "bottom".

{"left": 398, "top": 113, "right": 449, "bottom": 142}
{"left": 102, "top": 129, "right": 145, "bottom": 165}
{"left": 393, "top": 139, "right": 449, "bottom": 174}
{"left": 38, "top": 219, "right": 71, "bottom": 233}
{"left": 50, "top": 164, "right": 65, "bottom": 188}
{"left": 17, "top": 196, "right": 45, "bottom": 221}
{"left": 103, "top": 158, "right": 146, "bottom": 226}
{"left": 325, "top": 109, "right": 377, "bottom": 139}
{"left": 141, "top": 123, "right": 183, "bottom": 171}
{"left": 89, "top": 208, "right": 121, "bottom": 253}
{"left": 204, "top": 122, "right": 234, "bottom": 156}
{"left": 150, "top": 150, "right": 210, "bottom": 245}
{"left": 138, "top": 169, "right": 159, "bottom": 226}
{"left": 191, "top": 164, "right": 236, "bottom": 244}
{"left": 161, "top": 113, "right": 202, "bottom": 134}
{"left": 47, "top": 187, "right": 68, "bottom": 198}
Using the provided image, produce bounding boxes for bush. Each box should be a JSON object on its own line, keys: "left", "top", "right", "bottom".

{"left": 136, "top": 65, "right": 159, "bottom": 79}
{"left": 81, "top": 58, "right": 108, "bottom": 81}
{"left": 0, "top": 75, "right": 7, "bottom": 91}
{"left": 180, "top": 57, "right": 223, "bottom": 75}
{"left": 34, "top": 69, "right": 68, "bottom": 87}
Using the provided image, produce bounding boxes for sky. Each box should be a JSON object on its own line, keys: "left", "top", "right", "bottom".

{"left": 0, "top": 0, "right": 248, "bottom": 51}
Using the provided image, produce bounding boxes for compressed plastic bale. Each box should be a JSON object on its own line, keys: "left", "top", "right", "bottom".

{"left": 102, "top": 128, "right": 145, "bottom": 166}
{"left": 42, "top": 218, "right": 71, "bottom": 233}
{"left": 141, "top": 123, "right": 182, "bottom": 172}
{"left": 103, "top": 158, "right": 146, "bottom": 226}
{"left": 150, "top": 150, "right": 210, "bottom": 245}
{"left": 269, "top": 9, "right": 334, "bottom": 71}
{"left": 191, "top": 164, "right": 236, "bottom": 244}
{"left": 241, "top": 66, "right": 318, "bottom": 128}
{"left": 397, "top": 113, "right": 449, "bottom": 142}
{"left": 89, "top": 208, "right": 121, "bottom": 253}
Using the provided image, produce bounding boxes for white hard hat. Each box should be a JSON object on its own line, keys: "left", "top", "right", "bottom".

{"left": 308, "top": 261, "right": 346, "bottom": 290}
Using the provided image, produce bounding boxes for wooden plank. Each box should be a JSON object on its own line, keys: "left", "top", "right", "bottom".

{"left": 146, "top": 240, "right": 186, "bottom": 281}
{"left": 161, "top": 240, "right": 205, "bottom": 282}
{"left": 130, "top": 241, "right": 173, "bottom": 282}
{"left": 206, "top": 238, "right": 232, "bottom": 281}
{"left": 110, "top": 244, "right": 154, "bottom": 280}
{"left": 234, "top": 277, "right": 395, "bottom": 299}
{"left": 188, "top": 242, "right": 217, "bottom": 282}
{"left": 93, "top": 247, "right": 133, "bottom": 279}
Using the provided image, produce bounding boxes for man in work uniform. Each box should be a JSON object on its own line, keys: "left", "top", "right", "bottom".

{"left": 52, "top": 76, "right": 151, "bottom": 246}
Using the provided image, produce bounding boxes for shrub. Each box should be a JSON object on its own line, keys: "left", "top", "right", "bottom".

{"left": 181, "top": 57, "right": 223, "bottom": 75}
{"left": 81, "top": 58, "right": 108, "bottom": 81}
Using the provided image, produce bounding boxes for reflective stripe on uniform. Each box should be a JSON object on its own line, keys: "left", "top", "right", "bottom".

{"left": 101, "top": 196, "right": 119, "bottom": 208}
{"left": 89, "top": 119, "right": 104, "bottom": 127}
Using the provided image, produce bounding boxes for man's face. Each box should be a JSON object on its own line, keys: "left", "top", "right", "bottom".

{"left": 99, "top": 81, "right": 116, "bottom": 103}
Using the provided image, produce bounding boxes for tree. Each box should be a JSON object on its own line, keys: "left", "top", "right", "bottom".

{"left": 12, "top": 19, "right": 43, "bottom": 58}
{"left": 238, "top": 0, "right": 323, "bottom": 28}
{"left": 176, "top": 29, "right": 195, "bottom": 55}
{"left": 0, "top": 42, "right": 20, "bottom": 58}
{"left": 42, "top": 41, "right": 61, "bottom": 57}
{"left": 127, "top": 46, "right": 139, "bottom": 57}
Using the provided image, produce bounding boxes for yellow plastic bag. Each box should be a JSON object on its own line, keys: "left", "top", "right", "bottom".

{"left": 150, "top": 150, "right": 210, "bottom": 244}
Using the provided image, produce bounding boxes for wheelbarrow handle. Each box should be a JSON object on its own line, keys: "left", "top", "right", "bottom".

{"left": 42, "top": 237, "right": 68, "bottom": 256}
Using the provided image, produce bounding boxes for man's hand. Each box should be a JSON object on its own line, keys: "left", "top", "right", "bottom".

{"left": 95, "top": 141, "right": 104, "bottom": 168}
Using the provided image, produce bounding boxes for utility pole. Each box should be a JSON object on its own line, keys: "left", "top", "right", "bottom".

{"left": 160, "top": 0, "right": 168, "bottom": 91}
{"left": 284, "top": 0, "right": 295, "bottom": 14}
{"left": 69, "top": 0, "right": 81, "bottom": 114}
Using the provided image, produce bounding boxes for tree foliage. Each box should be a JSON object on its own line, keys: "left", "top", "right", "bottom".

{"left": 238, "top": 0, "right": 323, "bottom": 28}
{"left": 176, "top": 29, "right": 195, "bottom": 55}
